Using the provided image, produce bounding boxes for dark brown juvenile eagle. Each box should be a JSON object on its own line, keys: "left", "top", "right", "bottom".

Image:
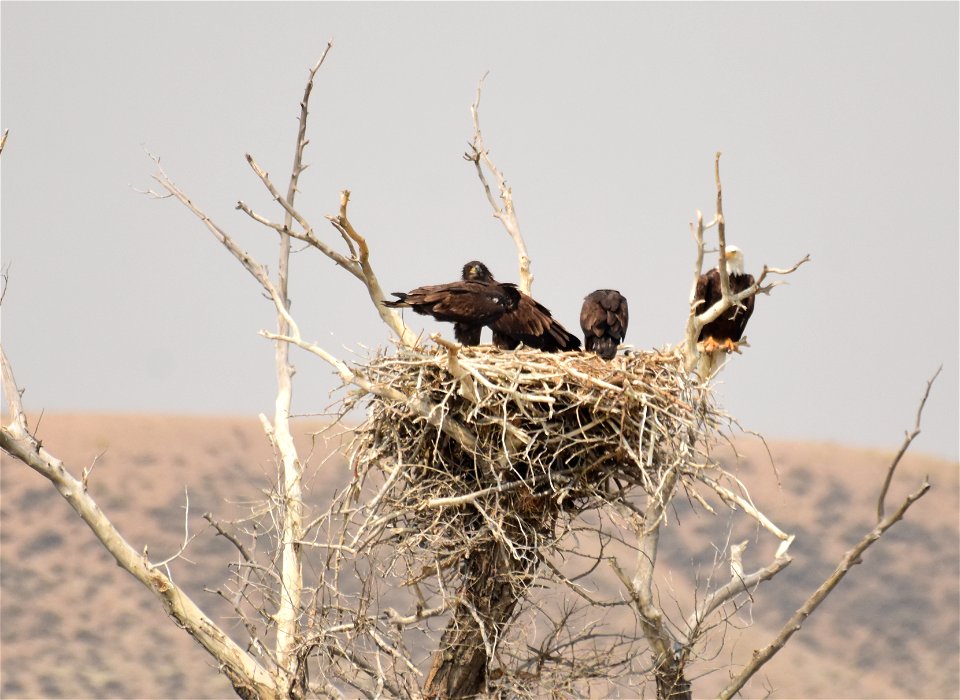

{"left": 383, "top": 262, "right": 520, "bottom": 346}
{"left": 580, "top": 289, "right": 629, "bottom": 360}
{"left": 462, "top": 261, "right": 581, "bottom": 352}
{"left": 385, "top": 261, "right": 580, "bottom": 352}
{"left": 694, "top": 245, "right": 756, "bottom": 354}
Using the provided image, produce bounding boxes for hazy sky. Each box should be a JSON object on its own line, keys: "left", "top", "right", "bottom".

{"left": 2, "top": 2, "right": 957, "bottom": 461}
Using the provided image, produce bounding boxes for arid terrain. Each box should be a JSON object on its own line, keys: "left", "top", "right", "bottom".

{"left": 1, "top": 413, "right": 957, "bottom": 699}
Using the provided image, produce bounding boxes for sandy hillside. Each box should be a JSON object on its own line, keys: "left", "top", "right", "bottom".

{"left": 1, "top": 413, "right": 957, "bottom": 699}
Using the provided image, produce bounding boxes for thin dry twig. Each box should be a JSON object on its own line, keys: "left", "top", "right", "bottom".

{"left": 876, "top": 366, "right": 941, "bottom": 521}
{"left": 684, "top": 541, "right": 793, "bottom": 644}
{"left": 204, "top": 512, "right": 255, "bottom": 564}
{"left": 150, "top": 155, "right": 301, "bottom": 338}
{"left": 150, "top": 487, "right": 200, "bottom": 571}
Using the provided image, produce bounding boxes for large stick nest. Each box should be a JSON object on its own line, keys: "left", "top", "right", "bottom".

{"left": 345, "top": 345, "right": 722, "bottom": 561}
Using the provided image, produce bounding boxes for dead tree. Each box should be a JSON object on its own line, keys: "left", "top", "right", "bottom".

{"left": 0, "top": 53, "right": 936, "bottom": 700}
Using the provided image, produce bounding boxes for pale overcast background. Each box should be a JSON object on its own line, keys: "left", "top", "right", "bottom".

{"left": 2, "top": 2, "right": 957, "bottom": 461}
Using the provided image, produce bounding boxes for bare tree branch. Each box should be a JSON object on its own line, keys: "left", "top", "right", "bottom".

{"left": 683, "top": 540, "right": 792, "bottom": 645}
{"left": 237, "top": 172, "right": 419, "bottom": 348}
{"left": 696, "top": 473, "right": 794, "bottom": 550}
{"left": 326, "top": 190, "right": 420, "bottom": 347}
{"left": 150, "top": 153, "right": 308, "bottom": 691}
{"left": 463, "top": 74, "right": 533, "bottom": 294}
{"left": 718, "top": 478, "right": 930, "bottom": 700}
{"left": 0, "top": 128, "right": 9, "bottom": 156}
{"left": 235, "top": 194, "right": 362, "bottom": 281}
{"left": 237, "top": 164, "right": 422, "bottom": 351}
{"left": 0, "top": 346, "right": 278, "bottom": 698}
{"left": 611, "top": 468, "right": 690, "bottom": 699}
{"left": 326, "top": 643, "right": 407, "bottom": 699}
{"left": 270, "top": 46, "right": 335, "bottom": 693}
{"left": 287, "top": 43, "right": 333, "bottom": 200}
{"left": 151, "top": 49, "right": 341, "bottom": 694}
{"left": 718, "top": 373, "right": 938, "bottom": 698}
{"left": 149, "top": 157, "right": 301, "bottom": 338}
{"left": 150, "top": 487, "right": 200, "bottom": 571}
{"left": 260, "top": 330, "right": 504, "bottom": 470}
{"left": 0, "top": 264, "right": 9, "bottom": 307}
{"left": 877, "top": 365, "right": 941, "bottom": 521}
{"left": 205, "top": 512, "right": 255, "bottom": 564}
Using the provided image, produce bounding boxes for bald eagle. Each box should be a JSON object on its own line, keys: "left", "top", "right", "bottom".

{"left": 385, "top": 261, "right": 581, "bottom": 352}
{"left": 462, "top": 261, "right": 581, "bottom": 352}
{"left": 580, "top": 290, "right": 629, "bottom": 360}
{"left": 694, "top": 245, "right": 756, "bottom": 356}
{"left": 383, "top": 262, "right": 520, "bottom": 346}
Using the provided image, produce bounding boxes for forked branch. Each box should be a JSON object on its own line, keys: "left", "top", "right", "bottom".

{"left": 239, "top": 155, "right": 363, "bottom": 280}
{"left": 718, "top": 479, "right": 929, "bottom": 700}
{"left": 464, "top": 74, "right": 533, "bottom": 294}
{"left": 235, "top": 163, "right": 418, "bottom": 348}
{"left": 877, "top": 366, "right": 940, "bottom": 521}
{"left": 684, "top": 541, "right": 793, "bottom": 645}
{"left": 150, "top": 158, "right": 300, "bottom": 337}
{"left": 326, "top": 191, "right": 419, "bottom": 346}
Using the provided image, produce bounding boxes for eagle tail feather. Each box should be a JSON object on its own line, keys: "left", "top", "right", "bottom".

{"left": 382, "top": 293, "right": 408, "bottom": 308}
{"left": 591, "top": 336, "right": 618, "bottom": 360}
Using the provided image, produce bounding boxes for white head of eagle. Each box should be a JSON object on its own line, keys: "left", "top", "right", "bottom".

{"left": 723, "top": 245, "right": 746, "bottom": 277}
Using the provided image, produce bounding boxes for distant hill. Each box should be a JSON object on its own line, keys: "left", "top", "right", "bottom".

{"left": 1, "top": 414, "right": 957, "bottom": 699}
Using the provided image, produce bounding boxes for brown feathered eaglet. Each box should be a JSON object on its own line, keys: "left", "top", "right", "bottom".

{"left": 580, "top": 289, "right": 628, "bottom": 360}
{"left": 462, "top": 261, "right": 581, "bottom": 352}
{"left": 383, "top": 261, "right": 520, "bottom": 346}
{"left": 694, "top": 245, "right": 756, "bottom": 353}
{"left": 385, "top": 261, "right": 580, "bottom": 351}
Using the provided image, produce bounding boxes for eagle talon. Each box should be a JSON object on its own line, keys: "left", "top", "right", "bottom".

{"left": 701, "top": 337, "right": 720, "bottom": 353}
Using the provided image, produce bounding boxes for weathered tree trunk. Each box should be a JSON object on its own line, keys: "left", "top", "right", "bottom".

{"left": 655, "top": 654, "right": 692, "bottom": 700}
{"left": 422, "top": 537, "right": 534, "bottom": 699}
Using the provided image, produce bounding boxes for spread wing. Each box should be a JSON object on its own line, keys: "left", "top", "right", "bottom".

{"left": 385, "top": 281, "right": 513, "bottom": 325}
